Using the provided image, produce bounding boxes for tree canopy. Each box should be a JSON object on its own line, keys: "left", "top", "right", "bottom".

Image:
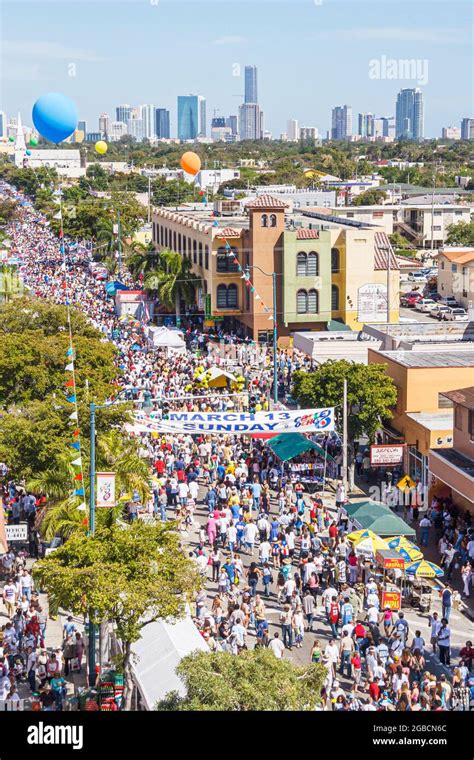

{"left": 445, "top": 220, "right": 474, "bottom": 246}
{"left": 156, "top": 648, "right": 327, "bottom": 711}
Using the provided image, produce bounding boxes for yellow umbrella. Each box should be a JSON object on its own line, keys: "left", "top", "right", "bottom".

{"left": 347, "top": 529, "right": 389, "bottom": 556}
{"left": 386, "top": 536, "right": 423, "bottom": 562}
{"left": 404, "top": 560, "right": 444, "bottom": 578}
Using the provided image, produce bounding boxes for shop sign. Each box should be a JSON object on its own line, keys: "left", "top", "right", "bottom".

{"left": 370, "top": 444, "right": 405, "bottom": 466}
{"left": 381, "top": 590, "right": 402, "bottom": 610}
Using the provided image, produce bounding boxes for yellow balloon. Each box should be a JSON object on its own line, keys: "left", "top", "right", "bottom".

{"left": 95, "top": 140, "right": 108, "bottom": 155}
{"left": 180, "top": 151, "right": 201, "bottom": 176}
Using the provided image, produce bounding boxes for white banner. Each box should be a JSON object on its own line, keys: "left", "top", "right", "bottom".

{"left": 96, "top": 472, "right": 116, "bottom": 508}
{"left": 370, "top": 444, "right": 405, "bottom": 466}
{"left": 5, "top": 524, "right": 28, "bottom": 541}
{"left": 135, "top": 408, "right": 335, "bottom": 435}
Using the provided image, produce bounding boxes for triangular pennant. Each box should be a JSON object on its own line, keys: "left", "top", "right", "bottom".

{"left": 268, "top": 315, "right": 274, "bottom": 321}
{"left": 72, "top": 428, "right": 80, "bottom": 437}
{"left": 71, "top": 457, "right": 82, "bottom": 466}
{"left": 77, "top": 503, "right": 87, "bottom": 512}
{"left": 74, "top": 473, "right": 83, "bottom": 481}
{"left": 64, "top": 378, "right": 75, "bottom": 388}
{"left": 69, "top": 441, "right": 81, "bottom": 451}
{"left": 66, "top": 347, "right": 74, "bottom": 357}
{"left": 69, "top": 411, "right": 78, "bottom": 421}
{"left": 74, "top": 487, "right": 85, "bottom": 497}
{"left": 66, "top": 394, "right": 77, "bottom": 403}
{"left": 255, "top": 294, "right": 260, "bottom": 300}
{"left": 65, "top": 363, "right": 74, "bottom": 372}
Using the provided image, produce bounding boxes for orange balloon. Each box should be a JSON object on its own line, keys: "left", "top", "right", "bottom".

{"left": 180, "top": 151, "right": 201, "bottom": 176}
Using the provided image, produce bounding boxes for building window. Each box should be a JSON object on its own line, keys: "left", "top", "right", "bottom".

{"left": 164, "top": 227, "right": 168, "bottom": 247}
{"left": 454, "top": 405, "right": 463, "bottom": 431}
{"left": 434, "top": 211, "right": 442, "bottom": 216}
{"left": 269, "top": 214, "right": 277, "bottom": 227}
{"left": 438, "top": 393, "right": 453, "bottom": 409}
{"left": 433, "top": 226, "right": 442, "bottom": 231}
{"left": 307, "top": 289, "right": 319, "bottom": 313}
{"left": 441, "top": 261, "right": 444, "bottom": 269}
{"left": 261, "top": 214, "right": 268, "bottom": 227}
{"left": 297, "top": 289, "right": 308, "bottom": 313}
{"left": 469, "top": 410, "right": 474, "bottom": 441}
{"left": 332, "top": 284, "right": 339, "bottom": 310}
{"left": 451, "top": 263, "right": 457, "bottom": 272}
{"left": 188, "top": 237, "right": 192, "bottom": 261}
{"left": 296, "top": 251, "right": 318, "bottom": 277}
{"left": 205, "top": 245, "right": 209, "bottom": 270}
{"left": 331, "top": 248, "right": 340, "bottom": 273}
{"left": 199, "top": 242, "right": 203, "bottom": 267}
{"left": 178, "top": 233, "right": 182, "bottom": 253}
{"left": 462, "top": 266, "right": 468, "bottom": 275}
{"left": 183, "top": 236, "right": 187, "bottom": 256}
{"left": 246, "top": 283, "right": 250, "bottom": 311}
{"left": 297, "top": 252, "right": 307, "bottom": 277}
{"left": 193, "top": 239, "right": 197, "bottom": 264}
{"left": 217, "top": 283, "right": 238, "bottom": 308}
{"left": 173, "top": 231, "right": 177, "bottom": 251}
{"left": 216, "top": 246, "right": 239, "bottom": 272}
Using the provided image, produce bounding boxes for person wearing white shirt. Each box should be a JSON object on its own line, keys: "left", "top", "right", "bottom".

{"left": 269, "top": 632, "right": 285, "bottom": 659}
{"left": 259, "top": 540, "right": 271, "bottom": 564}
{"left": 244, "top": 521, "right": 258, "bottom": 554}
{"left": 324, "top": 639, "right": 339, "bottom": 677}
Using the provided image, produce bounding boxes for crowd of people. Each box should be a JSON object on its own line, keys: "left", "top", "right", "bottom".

{"left": 0, "top": 178, "right": 472, "bottom": 713}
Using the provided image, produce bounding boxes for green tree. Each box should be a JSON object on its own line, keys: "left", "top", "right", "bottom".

{"left": 352, "top": 188, "right": 388, "bottom": 206}
{"left": 0, "top": 298, "right": 99, "bottom": 338}
{"left": 445, "top": 220, "right": 474, "bottom": 246}
{"left": 126, "top": 240, "right": 161, "bottom": 278}
{"left": 33, "top": 522, "right": 202, "bottom": 710}
{"left": 0, "top": 265, "right": 23, "bottom": 303}
{"left": 144, "top": 249, "right": 201, "bottom": 317}
{"left": 156, "top": 648, "right": 327, "bottom": 711}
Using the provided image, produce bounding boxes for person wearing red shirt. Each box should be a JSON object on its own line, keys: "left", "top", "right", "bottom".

{"left": 459, "top": 640, "right": 473, "bottom": 671}
{"left": 328, "top": 522, "right": 338, "bottom": 548}
{"left": 154, "top": 458, "right": 165, "bottom": 477}
{"left": 369, "top": 680, "right": 380, "bottom": 701}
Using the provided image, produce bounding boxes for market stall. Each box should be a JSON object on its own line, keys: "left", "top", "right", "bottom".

{"left": 266, "top": 433, "right": 337, "bottom": 492}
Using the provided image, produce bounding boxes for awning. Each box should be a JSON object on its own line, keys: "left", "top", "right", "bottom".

{"left": 267, "top": 433, "right": 336, "bottom": 463}
{"left": 327, "top": 319, "right": 351, "bottom": 332}
{"left": 105, "top": 280, "right": 129, "bottom": 296}
{"left": 353, "top": 513, "right": 416, "bottom": 538}
{"left": 131, "top": 613, "right": 209, "bottom": 710}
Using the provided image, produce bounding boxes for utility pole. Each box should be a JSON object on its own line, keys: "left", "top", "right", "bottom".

{"left": 386, "top": 243, "right": 391, "bottom": 324}
{"left": 117, "top": 209, "right": 122, "bottom": 272}
{"left": 87, "top": 402, "right": 96, "bottom": 686}
{"left": 342, "top": 378, "right": 348, "bottom": 494}
{"left": 272, "top": 271, "right": 278, "bottom": 405}
{"left": 147, "top": 175, "right": 151, "bottom": 224}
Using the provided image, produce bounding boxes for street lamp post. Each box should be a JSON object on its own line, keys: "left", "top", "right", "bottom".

{"left": 245, "top": 265, "right": 278, "bottom": 405}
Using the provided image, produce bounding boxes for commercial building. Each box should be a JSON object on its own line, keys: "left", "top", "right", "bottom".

{"left": 300, "top": 126, "right": 319, "bottom": 142}
{"left": 78, "top": 120, "right": 87, "bottom": 138}
{"left": 358, "top": 113, "right": 374, "bottom": 138}
{"left": 155, "top": 108, "right": 170, "bottom": 139}
{"left": 368, "top": 349, "right": 474, "bottom": 493}
{"left": 442, "top": 126, "right": 461, "bottom": 140}
{"left": 461, "top": 118, "right": 474, "bottom": 140}
{"left": 99, "top": 113, "right": 110, "bottom": 140}
{"left": 109, "top": 121, "right": 128, "bottom": 141}
{"left": 395, "top": 88, "right": 424, "bottom": 140}
{"left": 140, "top": 104, "right": 156, "bottom": 139}
{"left": 116, "top": 105, "right": 132, "bottom": 126}
{"left": 239, "top": 103, "right": 262, "bottom": 141}
{"left": 244, "top": 65, "right": 258, "bottom": 104}
{"left": 86, "top": 132, "right": 102, "bottom": 143}
{"left": 226, "top": 115, "right": 238, "bottom": 136}
{"left": 129, "top": 117, "right": 145, "bottom": 142}
{"left": 331, "top": 105, "right": 352, "bottom": 140}
{"left": 435, "top": 247, "right": 474, "bottom": 310}
{"left": 177, "top": 95, "right": 206, "bottom": 140}
{"left": 193, "top": 168, "right": 241, "bottom": 192}
{"left": 0, "top": 111, "right": 6, "bottom": 138}
{"left": 287, "top": 119, "right": 299, "bottom": 141}
{"left": 151, "top": 195, "right": 400, "bottom": 340}
{"left": 429, "top": 387, "right": 474, "bottom": 514}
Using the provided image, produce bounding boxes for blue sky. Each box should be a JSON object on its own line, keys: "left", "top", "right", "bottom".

{"left": 1, "top": 0, "right": 473, "bottom": 138}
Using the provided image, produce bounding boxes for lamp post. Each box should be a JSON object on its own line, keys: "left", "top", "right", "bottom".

{"left": 245, "top": 265, "right": 278, "bottom": 404}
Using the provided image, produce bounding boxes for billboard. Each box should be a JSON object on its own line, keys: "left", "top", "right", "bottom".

{"left": 370, "top": 444, "right": 405, "bottom": 466}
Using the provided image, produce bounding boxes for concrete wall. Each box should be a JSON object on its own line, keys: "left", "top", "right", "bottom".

{"left": 282, "top": 230, "right": 331, "bottom": 327}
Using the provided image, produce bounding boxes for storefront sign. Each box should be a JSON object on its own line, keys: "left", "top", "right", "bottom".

{"left": 381, "top": 590, "right": 402, "bottom": 611}
{"left": 357, "top": 283, "right": 387, "bottom": 323}
{"left": 376, "top": 550, "right": 405, "bottom": 570}
{"left": 136, "top": 408, "right": 335, "bottom": 435}
{"left": 5, "top": 524, "right": 28, "bottom": 541}
{"left": 370, "top": 444, "right": 405, "bottom": 466}
{"left": 204, "top": 294, "right": 212, "bottom": 320}
{"left": 96, "top": 472, "right": 116, "bottom": 508}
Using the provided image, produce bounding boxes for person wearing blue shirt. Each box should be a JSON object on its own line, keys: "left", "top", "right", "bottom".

{"left": 252, "top": 480, "right": 262, "bottom": 510}
{"left": 236, "top": 519, "right": 245, "bottom": 550}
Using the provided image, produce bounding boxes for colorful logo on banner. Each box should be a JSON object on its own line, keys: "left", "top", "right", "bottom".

{"left": 135, "top": 408, "right": 335, "bottom": 435}
{"left": 96, "top": 472, "right": 116, "bottom": 508}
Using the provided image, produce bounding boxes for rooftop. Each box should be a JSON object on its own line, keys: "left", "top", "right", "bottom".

{"left": 406, "top": 411, "right": 454, "bottom": 431}
{"left": 244, "top": 194, "right": 289, "bottom": 209}
{"left": 374, "top": 232, "right": 399, "bottom": 270}
{"left": 441, "top": 386, "right": 474, "bottom": 410}
{"left": 431, "top": 448, "right": 474, "bottom": 478}
{"left": 437, "top": 249, "right": 474, "bottom": 264}
{"left": 375, "top": 350, "right": 474, "bottom": 369}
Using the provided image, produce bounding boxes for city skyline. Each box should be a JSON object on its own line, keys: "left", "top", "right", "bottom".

{"left": 1, "top": 0, "right": 472, "bottom": 139}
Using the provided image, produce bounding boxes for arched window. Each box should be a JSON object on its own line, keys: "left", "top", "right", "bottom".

{"left": 308, "top": 289, "right": 319, "bottom": 313}
{"left": 227, "top": 283, "right": 238, "bottom": 308}
{"left": 269, "top": 214, "right": 277, "bottom": 227}
{"left": 297, "top": 289, "right": 308, "bottom": 314}
{"left": 307, "top": 251, "right": 318, "bottom": 276}
{"left": 217, "top": 284, "right": 238, "bottom": 308}
{"left": 183, "top": 235, "right": 187, "bottom": 256}
{"left": 332, "top": 284, "right": 339, "bottom": 310}
{"left": 331, "top": 247, "right": 340, "bottom": 273}
{"left": 297, "top": 252, "right": 307, "bottom": 276}
{"left": 216, "top": 246, "right": 239, "bottom": 273}
{"left": 261, "top": 214, "right": 268, "bottom": 227}
{"left": 217, "top": 284, "right": 228, "bottom": 308}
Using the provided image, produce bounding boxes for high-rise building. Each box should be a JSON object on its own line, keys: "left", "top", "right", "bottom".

{"left": 442, "top": 126, "right": 461, "bottom": 140}
{"left": 211, "top": 118, "right": 233, "bottom": 142}
{"left": 239, "top": 103, "right": 262, "bottom": 141}
{"left": 129, "top": 117, "right": 145, "bottom": 142}
{"left": 116, "top": 104, "right": 132, "bottom": 125}
{"left": 77, "top": 120, "right": 87, "bottom": 137}
{"left": 177, "top": 95, "right": 206, "bottom": 140}
{"left": 226, "top": 115, "right": 238, "bottom": 135}
{"left": 99, "top": 113, "right": 110, "bottom": 140}
{"left": 140, "top": 104, "right": 156, "bottom": 139}
{"left": 86, "top": 132, "right": 102, "bottom": 143}
{"left": 109, "top": 121, "right": 128, "bottom": 141}
{"left": 155, "top": 108, "right": 170, "bottom": 139}
{"left": 300, "top": 127, "right": 318, "bottom": 142}
{"left": 331, "top": 105, "right": 352, "bottom": 140}
{"left": 287, "top": 119, "right": 299, "bottom": 141}
{"left": 461, "top": 118, "right": 474, "bottom": 140}
{"left": 380, "top": 116, "right": 396, "bottom": 139}
{"left": 395, "top": 88, "right": 424, "bottom": 140}
{"left": 0, "top": 111, "right": 6, "bottom": 138}
{"left": 358, "top": 113, "right": 374, "bottom": 138}
{"left": 244, "top": 65, "right": 258, "bottom": 104}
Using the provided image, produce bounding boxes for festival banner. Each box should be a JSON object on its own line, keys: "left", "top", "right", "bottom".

{"left": 96, "top": 472, "right": 116, "bottom": 508}
{"left": 135, "top": 408, "right": 335, "bottom": 435}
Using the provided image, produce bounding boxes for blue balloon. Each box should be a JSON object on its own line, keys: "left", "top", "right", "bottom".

{"left": 32, "top": 93, "right": 78, "bottom": 144}
{"left": 25, "top": 149, "right": 31, "bottom": 156}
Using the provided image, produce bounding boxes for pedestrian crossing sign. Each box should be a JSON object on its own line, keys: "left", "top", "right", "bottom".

{"left": 396, "top": 474, "right": 415, "bottom": 492}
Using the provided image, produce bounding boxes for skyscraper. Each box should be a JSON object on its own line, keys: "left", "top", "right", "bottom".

{"left": 129, "top": 117, "right": 145, "bottom": 142}
{"left": 331, "top": 105, "right": 352, "bottom": 140}
{"left": 109, "top": 122, "right": 128, "bottom": 141}
{"left": 226, "top": 115, "right": 238, "bottom": 135}
{"left": 287, "top": 119, "right": 299, "bottom": 141}
{"left": 77, "top": 120, "right": 87, "bottom": 137}
{"left": 99, "top": 113, "right": 109, "bottom": 140}
{"left": 177, "top": 95, "right": 206, "bottom": 140}
{"left": 244, "top": 65, "right": 258, "bottom": 104}
{"left": 395, "top": 88, "right": 424, "bottom": 140}
{"left": 116, "top": 105, "right": 132, "bottom": 126}
{"left": 358, "top": 113, "right": 374, "bottom": 138}
{"left": 155, "top": 108, "right": 170, "bottom": 139}
{"left": 239, "top": 103, "right": 262, "bottom": 141}
{"left": 140, "top": 104, "right": 156, "bottom": 139}
{"left": 461, "top": 118, "right": 474, "bottom": 140}
{"left": 0, "top": 111, "right": 6, "bottom": 138}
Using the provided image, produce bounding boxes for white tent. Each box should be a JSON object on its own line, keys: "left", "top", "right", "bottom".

{"left": 131, "top": 614, "right": 209, "bottom": 710}
{"left": 147, "top": 326, "right": 186, "bottom": 353}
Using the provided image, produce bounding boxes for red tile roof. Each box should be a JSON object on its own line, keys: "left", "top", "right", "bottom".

{"left": 245, "top": 194, "right": 289, "bottom": 209}
{"left": 296, "top": 229, "right": 320, "bottom": 239}
{"left": 215, "top": 227, "right": 242, "bottom": 238}
{"left": 374, "top": 231, "right": 399, "bottom": 270}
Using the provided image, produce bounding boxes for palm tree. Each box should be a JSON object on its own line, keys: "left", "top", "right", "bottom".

{"left": 126, "top": 241, "right": 161, "bottom": 279}
{"left": 0, "top": 264, "right": 22, "bottom": 303}
{"left": 144, "top": 249, "right": 201, "bottom": 318}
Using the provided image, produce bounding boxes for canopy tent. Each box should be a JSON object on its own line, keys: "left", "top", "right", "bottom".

{"left": 105, "top": 280, "right": 129, "bottom": 297}
{"left": 200, "top": 366, "right": 237, "bottom": 388}
{"left": 404, "top": 559, "right": 444, "bottom": 578}
{"left": 147, "top": 325, "right": 186, "bottom": 353}
{"left": 352, "top": 513, "right": 416, "bottom": 538}
{"left": 266, "top": 433, "right": 336, "bottom": 463}
{"left": 131, "top": 613, "right": 209, "bottom": 710}
{"left": 344, "top": 500, "right": 393, "bottom": 519}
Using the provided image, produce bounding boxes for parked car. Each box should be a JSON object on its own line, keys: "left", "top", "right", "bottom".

{"left": 408, "top": 272, "right": 427, "bottom": 283}
{"left": 415, "top": 298, "right": 437, "bottom": 313}
{"left": 430, "top": 304, "right": 451, "bottom": 319}
{"left": 400, "top": 292, "right": 422, "bottom": 307}
{"left": 440, "top": 296, "right": 459, "bottom": 308}
{"left": 443, "top": 307, "right": 468, "bottom": 322}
